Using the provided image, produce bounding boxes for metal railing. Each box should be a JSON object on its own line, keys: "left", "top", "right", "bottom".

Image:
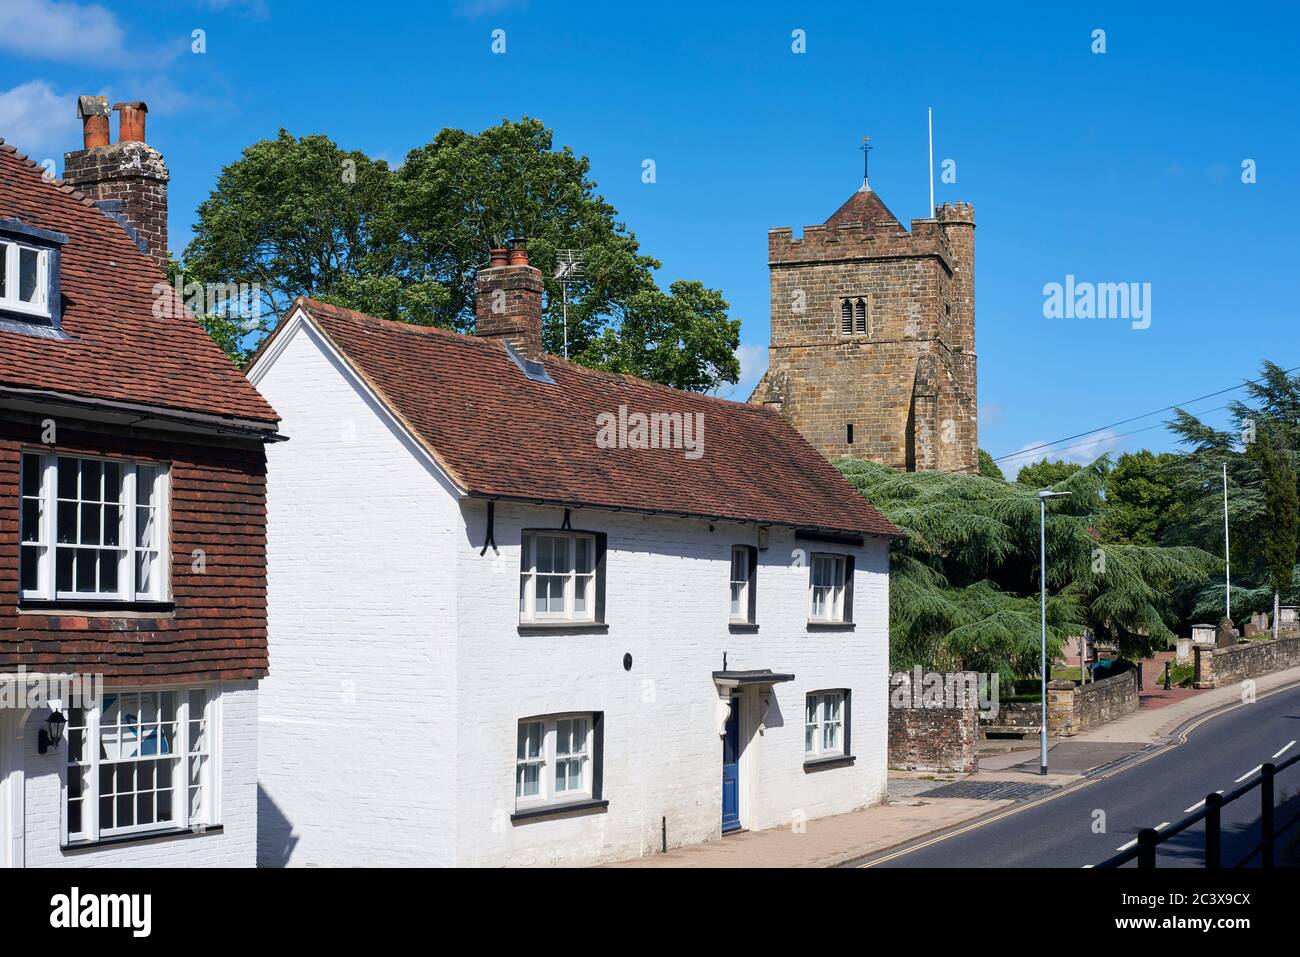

{"left": 1097, "top": 749, "right": 1300, "bottom": 868}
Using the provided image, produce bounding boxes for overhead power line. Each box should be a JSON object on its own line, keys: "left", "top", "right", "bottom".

{"left": 958, "top": 362, "right": 1300, "bottom": 476}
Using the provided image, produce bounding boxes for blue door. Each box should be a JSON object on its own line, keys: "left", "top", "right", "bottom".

{"left": 721, "top": 697, "right": 741, "bottom": 832}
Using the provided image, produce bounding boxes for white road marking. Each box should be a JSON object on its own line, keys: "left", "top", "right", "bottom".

{"left": 1155, "top": 821, "right": 1170, "bottom": 830}
{"left": 1116, "top": 837, "right": 1138, "bottom": 851}
{"left": 1235, "top": 765, "right": 1263, "bottom": 783}
{"left": 1184, "top": 791, "right": 1223, "bottom": 814}
{"left": 1081, "top": 864, "right": 1094, "bottom": 869}
{"left": 1273, "top": 740, "right": 1296, "bottom": 760}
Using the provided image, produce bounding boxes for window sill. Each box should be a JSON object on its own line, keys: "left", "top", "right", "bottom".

{"left": 803, "top": 754, "right": 855, "bottom": 772}
{"left": 511, "top": 799, "right": 609, "bottom": 823}
{"left": 62, "top": 823, "right": 223, "bottom": 853}
{"left": 18, "top": 600, "right": 175, "bottom": 617}
{"left": 807, "top": 621, "right": 855, "bottom": 632}
{"left": 728, "top": 622, "right": 759, "bottom": 633}
{"left": 517, "top": 622, "right": 609, "bottom": 635}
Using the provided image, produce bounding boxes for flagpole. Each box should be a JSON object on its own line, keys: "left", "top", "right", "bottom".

{"left": 1223, "top": 462, "right": 1231, "bottom": 621}
{"left": 928, "top": 107, "right": 935, "bottom": 216}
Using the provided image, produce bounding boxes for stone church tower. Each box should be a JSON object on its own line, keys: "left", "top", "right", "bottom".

{"left": 749, "top": 177, "right": 977, "bottom": 472}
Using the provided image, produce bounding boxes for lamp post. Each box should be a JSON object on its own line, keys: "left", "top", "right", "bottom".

{"left": 1039, "top": 489, "right": 1072, "bottom": 776}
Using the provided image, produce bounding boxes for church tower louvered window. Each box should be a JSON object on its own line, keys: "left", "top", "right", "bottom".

{"left": 840, "top": 297, "right": 869, "bottom": 336}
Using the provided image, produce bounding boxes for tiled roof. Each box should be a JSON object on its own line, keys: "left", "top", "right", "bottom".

{"left": 289, "top": 298, "right": 902, "bottom": 538}
{"left": 0, "top": 139, "right": 279, "bottom": 426}
{"left": 826, "top": 186, "right": 901, "bottom": 229}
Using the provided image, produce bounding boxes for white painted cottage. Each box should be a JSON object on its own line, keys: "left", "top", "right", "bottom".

{"left": 247, "top": 247, "right": 901, "bottom": 866}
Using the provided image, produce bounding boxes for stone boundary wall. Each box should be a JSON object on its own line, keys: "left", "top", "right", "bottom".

{"left": 979, "top": 670, "right": 1138, "bottom": 739}
{"left": 1047, "top": 670, "right": 1139, "bottom": 737}
{"left": 1195, "top": 633, "right": 1300, "bottom": 689}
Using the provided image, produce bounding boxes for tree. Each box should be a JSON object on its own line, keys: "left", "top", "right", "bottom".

{"left": 977, "top": 448, "right": 1005, "bottom": 481}
{"left": 184, "top": 121, "right": 741, "bottom": 393}
{"left": 1015, "top": 458, "right": 1082, "bottom": 488}
{"left": 183, "top": 131, "right": 391, "bottom": 340}
{"left": 1165, "top": 361, "right": 1300, "bottom": 621}
{"left": 1255, "top": 427, "right": 1299, "bottom": 637}
{"left": 579, "top": 280, "right": 740, "bottom": 392}
{"left": 1097, "top": 450, "right": 1182, "bottom": 545}
{"left": 835, "top": 459, "right": 1214, "bottom": 681}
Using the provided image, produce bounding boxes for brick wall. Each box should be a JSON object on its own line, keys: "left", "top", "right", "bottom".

{"left": 1195, "top": 633, "right": 1300, "bottom": 688}
{"left": 887, "top": 673, "right": 978, "bottom": 773}
{"left": 252, "top": 319, "right": 463, "bottom": 867}
{"left": 454, "top": 505, "right": 890, "bottom": 866}
{"left": 62, "top": 142, "right": 169, "bottom": 268}
{"left": 0, "top": 418, "right": 269, "bottom": 682}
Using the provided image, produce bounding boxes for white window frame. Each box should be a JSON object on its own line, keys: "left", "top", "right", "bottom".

{"left": 63, "top": 685, "right": 220, "bottom": 845}
{"left": 804, "top": 691, "right": 846, "bottom": 759}
{"left": 0, "top": 241, "right": 51, "bottom": 318}
{"left": 19, "top": 452, "right": 169, "bottom": 604}
{"left": 729, "top": 545, "right": 751, "bottom": 623}
{"left": 514, "top": 713, "right": 594, "bottom": 810}
{"left": 519, "top": 531, "right": 597, "bottom": 623}
{"left": 809, "top": 553, "right": 847, "bottom": 623}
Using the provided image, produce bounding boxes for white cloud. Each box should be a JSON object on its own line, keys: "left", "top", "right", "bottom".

{"left": 455, "top": 0, "right": 528, "bottom": 20}
{"left": 0, "top": 80, "right": 82, "bottom": 159}
{"left": 0, "top": 0, "right": 126, "bottom": 63}
{"left": 199, "top": 0, "right": 270, "bottom": 18}
{"left": 720, "top": 342, "right": 767, "bottom": 402}
{"left": 1000, "top": 429, "right": 1126, "bottom": 469}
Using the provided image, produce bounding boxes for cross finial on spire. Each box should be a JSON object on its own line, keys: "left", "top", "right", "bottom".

{"left": 859, "top": 136, "right": 872, "bottom": 191}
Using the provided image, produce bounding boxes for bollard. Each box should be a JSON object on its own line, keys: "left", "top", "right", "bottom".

{"left": 1262, "top": 763, "right": 1276, "bottom": 868}
{"left": 1206, "top": 792, "right": 1224, "bottom": 869}
{"left": 1137, "top": 827, "right": 1159, "bottom": 868}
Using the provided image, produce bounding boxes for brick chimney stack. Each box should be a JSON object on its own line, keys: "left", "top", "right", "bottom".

{"left": 474, "top": 242, "right": 544, "bottom": 357}
{"left": 63, "top": 97, "right": 170, "bottom": 269}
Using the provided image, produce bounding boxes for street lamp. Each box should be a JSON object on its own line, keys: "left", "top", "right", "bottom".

{"left": 1038, "top": 489, "right": 1071, "bottom": 776}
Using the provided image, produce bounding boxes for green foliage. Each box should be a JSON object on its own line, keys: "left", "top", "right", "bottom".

{"left": 977, "top": 448, "right": 1005, "bottom": 481}
{"left": 1097, "top": 450, "right": 1182, "bottom": 545}
{"left": 1015, "top": 458, "right": 1082, "bottom": 488}
{"left": 183, "top": 121, "right": 740, "bottom": 392}
{"left": 184, "top": 131, "right": 390, "bottom": 339}
{"left": 1166, "top": 361, "right": 1300, "bottom": 620}
{"left": 578, "top": 280, "right": 740, "bottom": 392}
{"left": 835, "top": 459, "right": 1214, "bottom": 681}
{"left": 163, "top": 258, "right": 254, "bottom": 367}
{"left": 1257, "top": 426, "right": 1299, "bottom": 600}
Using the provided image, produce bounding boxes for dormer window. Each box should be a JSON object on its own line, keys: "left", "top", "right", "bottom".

{"left": 0, "top": 242, "right": 49, "bottom": 315}
{"left": 0, "top": 218, "right": 66, "bottom": 330}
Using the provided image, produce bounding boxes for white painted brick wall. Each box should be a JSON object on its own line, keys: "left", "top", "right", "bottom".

{"left": 250, "top": 315, "right": 889, "bottom": 868}
{"left": 22, "top": 682, "right": 258, "bottom": 867}
{"left": 456, "top": 505, "right": 888, "bottom": 866}
{"left": 252, "top": 320, "right": 460, "bottom": 866}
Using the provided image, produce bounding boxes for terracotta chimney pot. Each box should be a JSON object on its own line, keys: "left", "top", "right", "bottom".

{"left": 76, "top": 95, "right": 111, "bottom": 150}
{"left": 113, "top": 101, "right": 149, "bottom": 143}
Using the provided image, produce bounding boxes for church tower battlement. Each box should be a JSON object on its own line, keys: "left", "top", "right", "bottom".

{"left": 750, "top": 166, "right": 976, "bottom": 473}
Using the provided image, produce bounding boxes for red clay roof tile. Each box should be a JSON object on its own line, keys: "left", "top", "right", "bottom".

{"left": 0, "top": 139, "right": 278, "bottom": 425}
{"left": 291, "top": 298, "right": 901, "bottom": 538}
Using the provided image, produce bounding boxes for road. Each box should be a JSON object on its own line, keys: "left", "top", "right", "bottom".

{"left": 862, "top": 681, "right": 1300, "bottom": 868}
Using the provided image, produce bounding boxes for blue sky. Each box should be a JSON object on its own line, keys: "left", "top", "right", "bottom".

{"left": 2, "top": 0, "right": 1297, "bottom": 474}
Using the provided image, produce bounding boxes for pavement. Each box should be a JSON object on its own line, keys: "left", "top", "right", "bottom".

{"left": 608, "top": 663, "right": 1300, "bottom": 868}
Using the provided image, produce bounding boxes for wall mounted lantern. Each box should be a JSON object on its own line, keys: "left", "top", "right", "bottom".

{"left": 38, "top": 710, "right": 67, "bottom": 754}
